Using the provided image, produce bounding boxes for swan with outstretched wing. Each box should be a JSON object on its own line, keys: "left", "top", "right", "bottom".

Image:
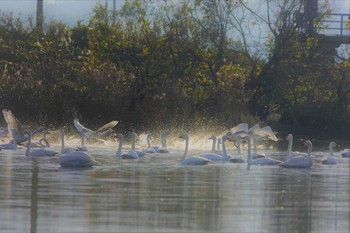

{"left": 73, "top": 118, "right": 118, "bottom": 138}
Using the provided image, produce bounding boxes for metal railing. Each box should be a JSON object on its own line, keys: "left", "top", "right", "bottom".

{"left": 321, "top": 13, "right": 350, "bottom": 36}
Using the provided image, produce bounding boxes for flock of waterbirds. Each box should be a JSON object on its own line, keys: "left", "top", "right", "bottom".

{"left": 0, "top": 109, "right": 349, "bottom": 168}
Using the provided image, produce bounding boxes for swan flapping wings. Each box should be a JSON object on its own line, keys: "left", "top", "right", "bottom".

{"left": 2, "top": 109, "right": 28, "bottom": 143}
{"left": 74, "top": 118, "right": 118, "bottom": 138}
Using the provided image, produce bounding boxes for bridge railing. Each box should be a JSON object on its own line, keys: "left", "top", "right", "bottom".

{"left": 320, "top": 13, "right": 350, "bottom": 36}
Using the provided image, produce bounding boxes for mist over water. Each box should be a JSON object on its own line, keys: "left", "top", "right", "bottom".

{"left": 0, "top": 129, "right": 349, "bottom": 233}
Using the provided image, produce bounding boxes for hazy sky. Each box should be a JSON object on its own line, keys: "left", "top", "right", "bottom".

{"left": 0, "top": 0, "right": 348, "bottom": 26}
{"left": 0, "top": 0, "right": 125, "bottom": 25}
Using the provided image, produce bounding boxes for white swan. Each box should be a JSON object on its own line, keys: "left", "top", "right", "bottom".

{"left": 0, "top": 129, "right": 19, "bottom": 150}
{"left": 244, "top": 136, "right": 282, "bottom": 165}
{"left": 25, "top": 131, "right": 50, "bottom": 148}
{"left": 116, "top": 134, "right": 138, "bottom": 159}
{"left": 229, "top": 138, "right": 245, "bottom": 163}
{"left": 142, "top": 133, "right": 158, "bottom": 153}
{"left": 341, "top": 148, "right": 350, "bottom": 157}
{"left": 284, "top": 134, "right": 309, "bottom": 160}
{"left": 59, "top": 129, "right": 98, "bottom": 168}
{"left": 200, "top": 135, "right": 230, "bottom": 161}
{"left": 157, "top": 130, "right": 170, "bottom": 153}
{"left": 2, "top": 109, "right": 44, "bottom": 144}
{"left": 251, "top": 136, "right": 266, "bottom": 159}
{"left": 279, "top": 140, "right": 313, "bottom": 168}
{"left": 321, "top": 142, "right": 339, "bottom": 165}
{"left": 131, "top": 132, "right": 146, "bottom": 157}
{"left": 73, "top": 118, "right": 118, "bottom": 139}
{"left": 25, "top": 132, "right": 58, "bottom": 157}
{"left": 209, "top": 136, "right": 223, "bottom": 154}
{"left": 179, "top": 133, "right": 210, "bottom": 165}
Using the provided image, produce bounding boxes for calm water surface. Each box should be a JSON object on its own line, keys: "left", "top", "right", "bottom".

{"left": 0, "top": 141, "right": 349, "bottom": 233}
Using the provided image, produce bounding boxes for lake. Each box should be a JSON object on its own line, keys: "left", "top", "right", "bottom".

{"left": 0, "top": 137, "right": 349, "bottom": 233}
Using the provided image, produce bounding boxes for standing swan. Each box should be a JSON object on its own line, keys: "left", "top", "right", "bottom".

{"left": 116, "top": 134, "right": 138, "bottom": 160}
{"left": 279, "top": 140, "right": 313, "bottom": 168}
{"left": 321, "top": 142, "right": 339, "bottom": 165}
{"left": 244, "top": 136, "right": 281, "bottom": 165}
{"left": 59, "top": 129, "right": 98, "bottom": 168}
{"left": 179, "top": 134, "right": 210, "bottom": 165}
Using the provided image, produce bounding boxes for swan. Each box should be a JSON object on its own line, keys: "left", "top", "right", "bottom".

{"left": 142, "top": 133, "right": 158, "bottom": 154}
{"left": 116, "top": 134, "right": 138, "bottom": 159}
{"left": 244, "top": 136, "right": 282, "bottom": 165}
{"left": 25, "top": 132, "right": 58, "bottom": 157}
{"left": 341, "top": 148, "right": 350, "bottom": 157}
{"left": 229, "top": 138, "right": 245, "bottom": 163}
{"left": 25, "top": 131, "right": 50, "bottom": 148}
{"left": 279, "top": 140, "right": 313, "bottom": 168}
{"left": 179, "top": 133, "right": 210, "bottom": 165}
{"left": 73, "top": 118, "right": 118, "bottom": 139}
{"left": 2, "top": 109, "right": 44, "bottom": 144}
{"left": 0, "top": 129, "right": 19, "bottom": 150}
{"left": 321, "top": 142, "right": 339, "bottom": 165}
{"left": 209, "top": 136, "right": 223, "bottom": 154}
{"left": 131, "top": 131, "right": 146, "bottom": 157}
{"left": 209, "top": 136, "right": 218, "bottom": 153}
{"left": 251, "top": 136, "right": 266, "bottom": 159}
{"left": 157, "top": 130, "right": 170, "bottom": 153}
{"left": 283, "top": 134, "right": 309, "bottom": 160}
{"left": 200, "top": 135, "right": 230, "bottom": 161}
{"left": 59, "top": 129, "right": 99, "bottom": 168}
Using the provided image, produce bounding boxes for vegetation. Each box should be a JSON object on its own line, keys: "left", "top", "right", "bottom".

{"left": 0, "top": 0, "right": 349, "bottom": 139}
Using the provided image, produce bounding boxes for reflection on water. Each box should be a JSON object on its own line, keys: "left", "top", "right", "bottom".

{"left": 0, "top": 145, "right": 349, "bottom": 233}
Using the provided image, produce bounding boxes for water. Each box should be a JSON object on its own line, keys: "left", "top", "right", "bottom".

{"left": 0, "top": 140, "right": 349, "bottom": 233}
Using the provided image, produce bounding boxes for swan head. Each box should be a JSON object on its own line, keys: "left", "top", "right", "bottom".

{"left": 329, "top": 141, "right": 339, "bottom": 149}
{"left": 209, "top": 135, "right": 217, "bottom": 140}
{"left": 179, "top": 133, "right": 189, "bottom": 140}
{"left": 303, "top": 140, "right": 312, "bottom": 147}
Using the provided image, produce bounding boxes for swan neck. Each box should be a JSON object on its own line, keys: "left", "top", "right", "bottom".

{"left": 61, "top": 130, "right": 65, "bottom": 153}
{"left": 287, "top": 135, "right": 293, "bottom": 156}
{"left": 211, "top": 137, "right": 216, "bottom": 153}
{"left": 253, "top": 136, "right": 258, "bottom": 152}
{"left": 329, "top": 144, "right": 334, "bottom": 157}
{"left": 222, "top": 137, "right": 229, "bottom": 160}
{"left": 307, "top": 143, "right": 312, "bottom": 159}
{"left": 116, "top": 136, "right": 123, "bottom": 158}
{"left": 81, "top": 133, "right": 85, "bottom": 146}
{"left": 131, "top": 133, "right": 136, "bottom": 151}
{"left": 237, "top": 139, "right": 241, "bottom": 154}
{"left": 147, "top": 134, "right": 151, "bottom": 148}
{"left": 246, "top": 137, "right": 252, "bottom": 164}
{"left": 182, "top": 137, "right": 189, "bottom": 161}
{"left": 161, "top": 131, "right": 166, "bottom": 148}
{"left": 25, "top": 134, "right": 31, "bottom": 156}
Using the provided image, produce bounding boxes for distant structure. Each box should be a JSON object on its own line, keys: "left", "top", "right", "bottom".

{"left": 303, "top": 0, "right": 349, "bottom": 48}
{"left": 36, "top": 0, "right": 43, "bottom": 28}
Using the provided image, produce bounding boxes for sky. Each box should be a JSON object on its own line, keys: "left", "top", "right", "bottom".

{"left": 0, "top": 0, "right": 125, "bottom": 25}
{"left": 0, "top": 0, "right": 348, "bottom": 27}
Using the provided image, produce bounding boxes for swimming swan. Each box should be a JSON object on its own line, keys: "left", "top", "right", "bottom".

{"left": 321, "top": 142, "right": 339, "bottom": 165}
{"left": 131, "top": 131, "right": 146, "bottom": 157}
{"left": 200, "top": 135, "right": 230, "bottom": 161}
{"left": 229, "top": 138, "right": 245, "bottom": 163}
{"left": 157, "top": 130, "right": 170, "bottom": 153}
{"left": 116, "top": 134, "right": 138, "bottom": 159}
{"left": 179, "top": 133, "right": 210, "bottom": 165}
{"left": 142, "top": 133, "right": 158, "bottom": 154}
{"left": 59, "top": 129, "right": 98, "bottom": 168}
{"left": 244, "top": 136, "right": 282, "bottom": 165}
{"left": 25, "top": 132, "right": 58, "bottom": 157}
{"left": 279, "top": 140, "right": 313, "bottom": 168}
{"left": 341, "top": 148, "right": 350, "bottom": 157}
